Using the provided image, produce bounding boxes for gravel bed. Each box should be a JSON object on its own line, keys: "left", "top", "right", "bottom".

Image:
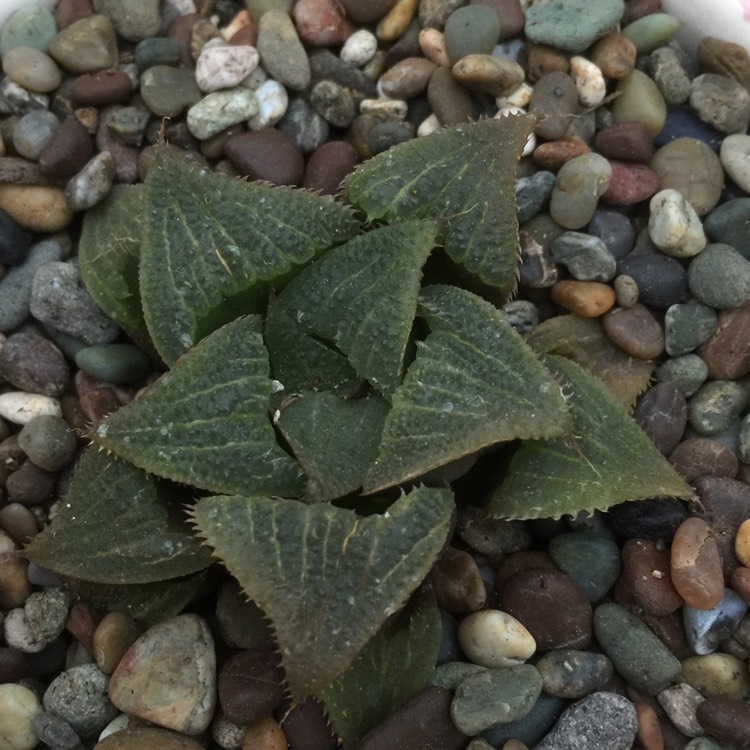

{"left": 1, "top": 1, "right": 750, "bottom": 749}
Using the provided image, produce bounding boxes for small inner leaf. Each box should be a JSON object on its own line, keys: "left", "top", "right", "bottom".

{"left": 24, "top": 447, "right": 213, "bottom": 584}
{"left": 488, "top": 355, "right": 695, "bottom": 520}
{"left": 91, "top": 316, "right": 303, "bottom": 497}
{"left": 191, "top": 485, "right": 454, "bottom": 698}
{"left": 363, "top": 285, "right": 570, "bottom": 494}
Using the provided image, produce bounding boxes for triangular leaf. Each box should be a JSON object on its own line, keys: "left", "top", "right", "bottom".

{"left": 190, "top": 486, "right": 454, "bottom": 698}
{"left": 24, "top": 447, "right": 213, "bottom": 584}
{"left": 141, "top": 150, "right": 361, "bottom": 365}
{"left": 363, "top": 285, "right": 570, "bottom": 494}
{"left": 344, "top": 117, "right": 534, "bottom": 298}
{"left": 78, "top": 185, "right": 151, "bottom": 350}
{"left": 276, "top": 391, "right": 390, "bottom": 502}
{"left": 267, "top": 220, "right": 437, "bottom": 395}
{"left": 92, "top": 317, "right": 303, "bottom": 497}
{"left": 318, "top": 587, "right": 442, "bottom": 746}
{"left": 488, "top": 355, "right": 695, "bottom": 520}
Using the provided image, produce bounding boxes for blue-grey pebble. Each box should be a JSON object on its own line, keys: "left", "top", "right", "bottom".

{"left": 0, "top": 208, "right": 33, "bottom": 267}
{"left": 738, "top": 414, "right": 750, "bottom": 464}
{"left": 503, "top": 300, "right": 539, "bottom": 335}
{"left": 689, "top": 243, "right": 750, "bottom": 309}
{"left": 278, "top": 96, "right": 329, "bottom": 154}
{"left": 451, "top": 665, "right": 543, "bottom": 735}
{"left": 587, "top": 210, "right": 635, "bottom": 261}
{"left": 437, "top": 608, "right": 460, "bottom": 664}
{"left": 534, "top": 692, "right": 637, "bottom": 750}
{"left": 536, "top": 650, "right": 614, "bottom": 699}
{"left": 12, "top": 109, "right": 59, "bottom": 160}
{"left": 654, "top": 107, "right": 724, "bottom": 151}
{"left": 0, "top": 239, "right": 66, "bottom": 332}
{"left": 684, "top": 588, "right": 748, "bottom": 656}
{"left": 703, "top": 198, "right": 750, "bottom": 259}
{"left": 593, "top": 603, "right": 681, "bottom": 694}
{"left": 550, "top": 232, "right": 617, "bottom": 282}
{"left": 656, "top": 354, "right": 708, "bottom": 398}
{"left": 482, "top": 692, "right": 567, "bottom": 747}
{"left": 618, "top": 253, "right": 687, "bottom": 308}
{"left": 516, "top": 170, "right": 555, "bottom": 224}
{"left": 688, "top": 380, "right": 748, "bottom": 437}
{"left": 548, "top": 531, "right": 622, "bottom": 603}
{"left": 443, "top": 5, "right": 501, "bottom": 64}
{"left": 134, "top": 36, "right": 180, "bottom": 70}
{"left": 75, "top": 343, "right": 151, "bottom": 385}
{"left": 32, "top": 712, "right": 84, "bottom": 750}
{"left": 0, "top": 7, "right": 57, "bottom": 57}
{"left": 664, "top": 300, "right": 717, "bottom": 357}
{"left": 18, "top": 415, "right": 77, "bottom": 472}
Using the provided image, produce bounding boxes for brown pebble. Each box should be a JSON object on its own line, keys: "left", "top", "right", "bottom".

{"left": 551, "top": 280, "right": 616, "bottom": 317}
{"left": 279, "top": 696, "right": 339, "bottom": 750}
{"left": 731, "top": 566, "right": 750, "bottom": 604}
{"left": 219, "top": 649, "right": 285, "bottom": 726}
{"left": 635, "top": 701, "right": 664, "bottom": 750}
{"left": 0, "top": 156, "right": 65, "bottom": 187}
{"left": 529, "top": 72, "right": 579, "bottom": 140}
{"left": 0, "top": 184, "right": 73, "bottom": 232}
{"left": 622, "top": 539, "right": 683, "bottom": 616}
{"left": 430, "top": 546, "right": 487, "bottom": 614}
{"left": 242, "top": 716, "right": 287, "bottom": 750}
{"left": 697, "top": 302, "right": 750, "bottom": 380}
{"left": 379, "top": 57, "right": 436, "bottom": 99}
{"left": 601, "top": 161, "right": 660, "bottom": 206}
{"left": 696, "top": 697, "right": 750, "bottom": 749}
{"left": 594, "top": 121, "right": 655, "bottom": 163}
{"left": 0, "top": 503, "right": 38, "bottom": 545}
{"left": 451, "top": 54, "right": 524, "bottom": 97}
{"left": 0, "top": 331, "right": 70, "bottom": 398}
{"left": 501, "top": 740, "right": 529, "bottom": 750}
{"left": 525, "top": 41, "right": 569, "bottom": 82}
{"left": 419, "top": 0, "right": 465, "bottom": 29}
{"left": 6, "top": 461, "right": 56, "bottom": 505}
{"left": 533, "top": 139, "right": 590, "bottom": 170}
{"left": 71, "top": 70, "right": 133, "bottom": 107}
{"left": 167, "top": 12, "right": 200, "bottom": 68}
{"left": 303, "top": 140, "right": 358, "bottom": 196}
{"left": 66, "top": 600, "right": 101, "bottom": 654}
{"left": 698, "top": 36, "right": 750, "bottom": 93}
{"left": 93, "top": 612, "right": 141, "bottom": 674}
{"left": 224, "top": 130, "right": 304, "bottom": 186}
{"left": 624, "top": 0, "right": 662, "bottom": 22}
{"left": 670, "top": 517, "right": 725, "bottom": 610}
{"left": 602, "top": 303, "right": 664, "bottom": 359}
{"left": 79, "top": 386, "right": 122, "bottom": 424}
{"left": 55, "top": 0, "right": 93, "bottom": 30}
{"left": 94, "top": 725, "right": 205, "bottom": 750}
{"left": 0, "top": 529, "right": 31, "bottom": 609}
{"left": 669, "top": 438, "right": 738, "bottom": 482}
{"left": 230, "top": 22, "right": 258, "bottom": 47}
{"left": 340, "top": 0, "right": 398, "bottom": 24}
{"left": 639, "top": 609, "right": 692, "bottom": 660}
{"left": 589, "top": 33, "right": 637, "bottom": 79}
{"left": 38, "top": 116, "right": 95, "bottom": 178}
{"left": 427, "top": 65, "right": 478, "bottom": 127}
{"left": 293, "top": 0, "right": 353, "bottom": 47}
{"left": 494, "top": 551, "right": 558, "bottom": 592}
{"left": 96, "top": 106, "right": 140, "bottom": 184}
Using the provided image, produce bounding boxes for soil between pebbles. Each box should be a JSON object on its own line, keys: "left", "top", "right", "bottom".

{"left": 1, "top": 1, "right": 750, "bottom": 749}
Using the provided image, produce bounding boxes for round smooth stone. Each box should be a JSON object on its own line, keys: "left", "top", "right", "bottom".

{"left": 704, "top": 198, "right": 750, "bottom": 259}
{"left": 737, "top": 518, "right": 750, "bottom": 568}
{"left": 225, "top": 129, "right": 304, "bottom": 186}
{"left": 38, "top": 116, "right": 95, "bottom": 178}
{"left": 516, "top": 171, "right": 556, "bottom": 224}
{"left": 696, "top": 697, "right": 750, "bottom": 749}
{"left": 683, "top": 588, "right": 748, "bottom": 655}
{"left": 340, "top": 28, "right": 378, "bottom": 65}
{"left": 680, "top": 653, "right": 750, "bottom": 699}
{"left": 648, "top": 46, "right": 692, "bottom": 106}
{"left": 195, "top": 44, "right": 260, "bottom": 93}
{"left": 0, "top": 209, "right": 32, "bottom": 267}
{"left": 594, "top": 121, "right": 654, "bottom": 163}
{"left": 134, "top": 36, "right": 180, "bottom": 70}
{"left": 529, "top": 72, "right": 579, "bottom": 141}
{"left": 443, "top": 6, "right": 501, "bottom": 64}
{"left": 589, "top": 32, "right": 636, "bottom": 79}
{"left": 657, "top": 354, "right": 708, "bottom": 398}
{"left": 12, "top": 110, "right": 59, "bottom": 161}
{"left": 303, "top": 140, "right": 358, "bottom": 196}
{"left": 0, "top": 6, "right": 56, "bottom": 57}
{"left": 654, "top": 107, "right": 724, "bottom": 151}
{"left": 549, "top": 232, "right": 616, "bottom": 282}
{"left": 432, "top": 547, "right": 486, "bottom": 614}
{"left": 688, "top": 380, "right": 748, "bottom": 436}
{"left": 688, "top": 243, "right": 750, "bottom": 309}
{"left": 452, "top": 54, "right": 523, "bottom": 98}
{"left": 633, "top": 381, "right": 687, "bottom": 455}
{"left": 664, "top": 300, "right": 717, "bottom": 357}
{"left": 533, "top": 139, "right": 590, "bottom": 171}
{"left": 587, "top": 210, "right": 635, "bottom": 260}
{"left": 2, "top": 47, "right": 62, "bottom": 94}
{"left": 376, "top": 0, "right": 419, "bottom": 42}
{"left": 536, "top": 650, "right": 613, "bottom": 698}
{"left": 602, "top": 161, "right": 660, "bottom": 207}
{"left": 93, "top": 0, "right": 161, "bottom": 41}
{"left": 310, "top": 80, "right": 355, "bottom": 128}
{"left": 48, "top": 15, "right": 119, "bottom": 74}
{"left": 622, "top": 12, "right": 679, "bottom": 54}
{"left": 671, "top": 517, "right": 725, "bottom": 611}
{"left": 70, "top": 70, "right": 133, "bottom": 107}
{"left": 613, "top": 275, "right": 638, "bottom": 307}
{"left": 691, "top": 74, "right": 750, "bottom": 134}
{"left": 602, "top": 303, "right": 665, "bottom": 359}
{"left": 669, "top": 438, "right": 738, "bottom": 483}
{"left": 218, "top": 648, "right": 284, "bottom": 726}
{"left": 457, "top": 610, "right": 536, "bottom": 668}
{"left": 18, "top": 415, "right": 77, "bottom": 472}
{"left": 378, "top": 57, "right": 435, "bottom": 99}
{"left": 256, "top": 10, "right": 311, "bottom": 91}
{"left": 0, "top": 392, "right": 62, "bottom": 425}
{"left": 427, "top": 65, "right": 478, "bottom": 126}
{"left": 450, "top": 665, "right": 542, "bottom": 735}
{"left": 593, "top": 603, "right": 681, "bottom": 695}
{"left": 621, "top": 538, "right": 683, "bottom": 616}
{"left": 611, "top": 69, "right": 667, "bottom": 135}
{"left": 550, "top": 280, "right": 616, "bottom": 317}
{"left": 648, "top": 189, "right": 707, "bottom": 258}
{"left": 92, "top": 611, "right": 141, "bottom": 675}
{"left": 617, "top": 253, "right": 687, "bottom": 309}
{"left": 0, "top": 682, "right": 43, "bottom": 750}
{"left": 698, "top": 303, "right": 750, "bottom": 379}
{"left": 187, "top": 88, "right": 259, "bottom": 141}
{"left": 140, "top": 65, "right": 202, "bottom": 118}
{"left": 96, "top": 725, "right": 206, "bottom": 750}
{"left": 75, "top": 344, "right": 152, "bottom": 385}
{"left": 550, "top": 153, "right": 612, "bottom": 229}
{"left": 720, "top": 134, "right": 750, "bottom": 193}
{"left": 0, "top": 184, "right": 72, "bottom": 233}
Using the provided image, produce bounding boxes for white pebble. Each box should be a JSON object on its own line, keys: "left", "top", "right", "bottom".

{"left": 248, "top": 79, "right": 288, "bottom": 130}
{"left": 340, "top": 29, "right": 378, "bottom": 67}
{"left": 0, "top": 683, "right": 43, "bottom": 750}
{"left": 417, "top": 113, "right": 441, "bottom": 137}
{"left": 648, "top": 188, "right": 707, "bottom": 258}
{"left": 4, "top": 608, "right": 46, "bottom": 653}
{"left": 720, "top": 133, "right": 750, "bottom": 193}
{"left": 0, "top": 391, "right": 62, "bottom": 424}
{"left": 570, "top": 55, "right": 606, "bottom": 108}
{"left": 195, "top": 44, "right": 260, "bottom": 93}
{"left": 98, "top": 714, "right": 131, "bottom": 742}
{"left": 497, "top": 82, "right": 533, "bottom": 109}
{"left": 187, "top": 88, "right": 259, "bottom": 140}
{"left": 458, "top": 609, "right": 536, "bottom": 668}
{"left": 419, "top": 27, "right": 449, "bottom": 67}
{"left": 65, "top": 151, "right": 116, "bottom": 211}
{"left": 360, "top": 98, "right": 407, "bottom": 120}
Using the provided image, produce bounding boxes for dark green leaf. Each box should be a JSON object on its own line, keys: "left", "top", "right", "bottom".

{"left": 91, "top": 317, "right": 303, "bottom": 497}
{"left": 319, "top": 587, "right": 442, "bottom": 746}
{"left": 276, "top": 391, "right": 390, "bottom": 501}
{"left": 24, "top": 447, "right": 212, "bottom": 584}
{"left": 191, "top": 485, "right": 454, "bottom": 698}
{"left": 363, "top": 285, "right": 570, "bottom": 493}
{"left": 344, "top": 117, "right": 534, "bottom": 298}
{"left": 488, "top": 355, "right": 695, "bottom": 520}
{"left": 140, "top": 149, "right": 361, "bottom": 365}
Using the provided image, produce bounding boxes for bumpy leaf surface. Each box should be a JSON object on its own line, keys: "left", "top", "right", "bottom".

{"left": 363, "top": 285, "right": 570, "bottom": 493}
{"left": 319, "top": 587, "right": 442, "bottom": 746}
{"left": 488, "top": 355, "right": 695, "bottom": 520}
{"left": 140, "top": 150, "right": 360, "bottom": 365}
{"left": 344, "top": 116, "right": 534, "bottom": 298}
{"left": 24, "top": 447, "right": 212, "bottom": 584}
{"left": 266, "top": 220, "right": 437, "bottom": 395}
{"left": 276, "top": 391, "right": 390, "bottom": 501}
{"left": 92, "top": 317, "right": 303, "bottom": 496}
{"left": 191, "top": 486, "right": 454, "bottom": 697}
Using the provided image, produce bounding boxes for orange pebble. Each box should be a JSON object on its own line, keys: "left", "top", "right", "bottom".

{"left": 533, "top": 139, "right": 591, "bottom": 170}
{"left": 550, "top": 280, "right": 616, "bottom": 317}
{"left": 242, "top": 716, "right": 287, "bottom": 750}
{"left": 635, "top": 702, "right": 664, "bottom": 750}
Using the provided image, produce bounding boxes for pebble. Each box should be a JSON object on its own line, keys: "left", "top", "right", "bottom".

{"left": 195, "top": 44, "right": 259, "bottom": 93}
{"left": 30, "top": 261, "right": 120, "bottom": 345}
{"left": 623, "top": 12, "right": 679, "bottom": 54}
{"left": 688, "top": 379, "right": 748, "bottom": 436}
{"left": 547, "top": 531, "right": 622, "bottom": 603}
{"left": 656, "top": 683, "right": 705, "bottom": 738}
{"left": 720, "top": 134, "right": 750, "bottom": 193}
{"left": 450, "top": 665, "right": 542, "bottom": 735}
{"left": 691, "top": 74, "right": 750, "bottom": 134}
{"left": 43, "top": 663, "right": 118, "bottom": 738}
{"left": 602, "top": 161, "right": 660, "bottom": 207}
{"left": 617, "top": 253, "right": 687, "bottom": 309}
{"left": 108, "top": 614, "right": 216, "bottom": 735}
{"left": 39, "top": 116, "right": 95, "bottom": 179}
{"left": 648, "top": 46, "right": 692, "bottom": 106}
{"left": 0, "top": 331, "right": 70, "bottom": 397}
{"left": 431, "top": 547, "right": 486, "bottom": 613}
{"left": 186, "top": 88, "right": 259, "bottom": 141}
{"left": 310, "top": 80, "right": 355, "bottom": 127}
{"left": 0, "top": 5, "right": 57, "bottom": 57}
{"left": 134, "top": 36, "right": 181, "bottom": 70}
{"left": 24, "top": 589, "right": 69, "bottom": 645}
{"left": 549, "top": 232, "right": 616, "bottom": 282}
{"left": 503, "top": 300, "right": 539, "bottom": 335}
{"left": 671, "top": 517, "right": 725, "bottom": 611}
{"left": 240, "top": 717, "right": 287, "bottom": 750}
{"left": 516, "top": 172, "right": 555, "bottom": 224}
{"left": 550, "top": 280, "right": 616, "bottom": 317}
{"left": 620, "top": 537, "right": 682, "bottom": 616}
{"left": 587, "top": 209, "right": 635, "bottom": 260}
{"left": 443, "top": 6, "right": 501, "bottom": 64}
{"left": 602, "top": 303, "right": 665, "bottom": 360}
{"left": 704, "top": 198, "right": 750, "bottom": 258}
{"left": 278, "top": 96, "right": 329, "bottom": 154}
{"left": 65, "top": 151, "right": 117, "bottom": 211}
{"left": 696, "top": 697, "right": 750, "bottom": 748}
{"left": 0, "top": 682, "right": 43, "bottom": 750}
{"left": 681, "top": 652, "right": 750, "bottom": 699}
{"left": 657, "top": 354, "right": 708, "bottom": 397}
{"left": 550, "top": 153, "right": 612, "bottom": 229}
{"left": 569, "top": 55, "right": 605, "bottom": 108}
{"left": 32, "top": 711, "right": 84, "bottom": 750}
{"left": 2, "top": 46, "right": 62, "bottom": 94}
{"left": 96, "top": 725, "right": 206, "bottom": 750}
{"left": 432, "top": 662, "right": 487, "bottom": 691}
{"left": 0, "top": 392, "right": 62, "bottom": 425}
{"left": 650, "top": 137, "right": 724, "bottom": 216}
{"left": 457, "top": 610, "right": 536, "bottom": 668}
{"left": 248, "top": 79, "right": 288, "bottom": 131}
{"left": 535, "top": 649, "right": 613, "bottom": 698}
{"left": 535, "top": 692, "right": 637, "bottom": 750}
{"left": 532, "top": 139, "right": 590, "bottom": 171}
{"left": 670, "top": 437, "right": 738, "bottom": 482}
{"left": 293, "top": 0, "right": 353, "bottom": 46}
{"left": 452, "top": 54, "right": 523, "bottom": 98}
{"left": 698, "top": 302, "right": 750, "bottom": 380}
{"left": 92, "top": 612, "right": 141, "bottom": 675}
{"left": 18, "top": 415, "right": 77, "bottom": 472}
{"left": 589, "top": 32, "right": 636, "bottom": 79}
{"left": 94, "top": 0, "right": 161, "bottom": 41}
{"left": 428, "top": 65, "right": 478, "bottom": 126}
{"left": 225, "top": 129, "right": 304, "bottom": 186}
{"left": 256, "top": 10, "right": 311, "bottom": 92}
{"left": 340, "top": 28, "right": 377, "bottom": 66}
{"left": 648, "top": 189, "right": 707, "bottom": 258}
{"left": 6, "top": 460, "right": 56, "bottom": 505}
{"left": 5, "top": 607, "right": 46, "bottom": 653}
{"left": 612, "top": 275, "right": 638, "bottom": 307}
{"left": 684, "top": 588, "right": 748, "bottom": 655}
{"left": 0, "top": 184, "right": 73, "bottom": 233}
{"left": 48, "top": 15, "right": 119, "bottom": 74}
{"left": 664, "top": 300, "right": 717, "bottom": 357}
{"left": 612, "top": 69, "right": 667, "bottom": 135}
{"left": 70, "top": 70, "right": 133, "bottom": 108}
{"left": 593, "top": 603, "right": 681, "bottom": 694}
{"left": 529, "top": 72, "right": 579, "bottom": 141}
{"left": 74, "top": 344, "right": 150, "bottom": 385}
{"left": 655, "top": 107, "right": 724, "bottom": 151}
{"left": 140, "top": 65, "right": 202, "bottom": 118}
{"left": 689, "top": 243, "right": 750, "bottom": 309}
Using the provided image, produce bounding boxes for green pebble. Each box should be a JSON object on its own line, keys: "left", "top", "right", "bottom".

{"left": 431, "top": 661, "right": 487, "bottom": 691}
{"left": 656, "top": 354, "right": 708, "bottom": 397}
{"left": 623, "top": 13, "right": 680, "bottom": 54}
{"left": 444, "top": 6, "right": 501, "bottom": 65}
{"left": 18, "top": 415, "right": 77, "bottom": 472}
{"left": 75, "top": 343, "right": 152, "bottom": 385}
{"left": 688, "top": 243, "right": 750, "bottom": 309}
{"left": 688, "top": 380, "right": 748, "bottom": 437}
{"left": 140, "top": 65, "right": 202, "bottom": 118}
{"left": 703, "top": 198, "right": 750, "bottom": 259}
{"left": 0, "top": 7, "right": 57, "bottom": 57}
{"left": 664, "top": 300, "right": 718, "bottom": 357}
{"left": 612, "top": 69, "right": 667, "bottom": 135}
{"left": 134, "top": 37, "right": 180, "bottom": 71}
{"left": 593, "top": 603, "right": 681, "bottom": 695}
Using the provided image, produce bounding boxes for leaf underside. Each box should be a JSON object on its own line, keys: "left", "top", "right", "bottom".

{"left": 191, "top": 486, "right": 454, "bottom": 698}
{"left": 344, "top": 116, "right": 535, "bottom": 298}
{"left": 488, "top": 355, "right": 695, "bottom": 520}
{"left": 91, "top": 317, "right": 302, "bottom": 497}
{"left": 140, "top": 149, "right": 361, "bottom": 365}
{"left": 24, "top": 447, "right": 213, "bottom": 584}
{"left": 363, "top": 284, "right": 570, "bottom": 494}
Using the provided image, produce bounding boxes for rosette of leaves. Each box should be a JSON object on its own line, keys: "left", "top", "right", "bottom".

{"left": 25, "top": 117, "right": 693, "bottom": 744}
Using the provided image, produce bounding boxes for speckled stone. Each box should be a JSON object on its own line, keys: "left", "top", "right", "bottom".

{"left": 602, "top": 303, "right": 665, "bottom": 360}
{"left": 656, "top": 683, "right": 705, "bottom": 738}
{"left": 186, "top": 88, "right": 259, "bottom": 141}
{"left": 621, "top": 538, "right": 683, "bottom": 616}
{"left": 669, "top": 438, "right": 738, "bottom": 482}
{"left": 550, "top": 232, "right": 616, "bottom": 282}
{"left": 690, "top": 74, "right": 750, "bottom": 134}
{"left": 256, "top": 10, "right": 311, "bottom": 91}
{"left": 698, "top": 303, "right": 750, "bottom": 379}
{"left": 657, "top": 354, "right": 708, "bottom": 398}
{"left": 688, "top": 379, "right": 748, "bottom": 437}
{"left": 664, "top": 300, "right": 717, "bottom": 357}
{"left": 681, "top": 652, "right": 750, "bottom": 700}
{"left": 536, "top": 650, "right": 613, "bottom": 698}
{"left": 689, "top": 243, "right": 750, "bottom": 309}
{"left": 648, "top": 46, "right": 692, "bottom": 105}
{"left": 0, "top": 682, "right": 42, "bottom": 750}
{"left": 696, "top": 697, "right": 750, "bottom": 749}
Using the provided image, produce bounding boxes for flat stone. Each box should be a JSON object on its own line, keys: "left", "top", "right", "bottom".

{"left": 443, "top": 6, "right": 501, "bottom": 64}
{"left": 379, "top": 57, "right": 436, "bottom": 99}
{"left": 602, "top": 303, "right": 664, "bottom": 359}
{"left": 671, "top": 517, "right": 725, "bottom": 611}
{"left": 611, "top": 69, "right": 667, "bottom": 135}
{"left": 224, "top": 129, "right": 304, "bottom": 186}
{"left": 94, "top": 726, "right": 205, "bottom": 750}
{"left": 428, "top": 65, "right": 478, "bottom": 126}
{"left": 533, "top": 139, "right": 590, "bottom": 171}
{"left": 617, "top": 253, "right": 687, "bottom": 308}
{"left": 698, "top": 303, "right": 750, "bottom": 379}
{"left": 32, "top": 712, "right": 83, "bottom": 750}
{"left": 698, "top": 35, "right": 750, "bottom": 90}
{"left": 550, "top": 280, "right": 616, "bottom": 317}
{"left": 602, "top": 161, "right": 660, "bottom": 206}
{"left": 0, "top": 6, "right": 57, "bottom": 58}
{"left": 703, "top": 198, "right": 750, "bottom": 259}
{"left": 140, "top": 65, "right": 202, "bottom": 118}
{"left": 457, "top": 610, "right": 536, "bottom": 668}
{"left": 536, "top": 650, "right": 613, "bottom": 698}
{"left": 550, "top": 153, "right": 612, "bottom": 229}
{"left": 664, "top": 300, "right": 717, "bottom": 357}
{"left": 108, "top": 614, "right": 216, "bottom": 735}
{"left": 2, "top": 46, "right": 62, "bottom": 94}
{"left": 529, "top": 72, "right": 579, "bottom": 141}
